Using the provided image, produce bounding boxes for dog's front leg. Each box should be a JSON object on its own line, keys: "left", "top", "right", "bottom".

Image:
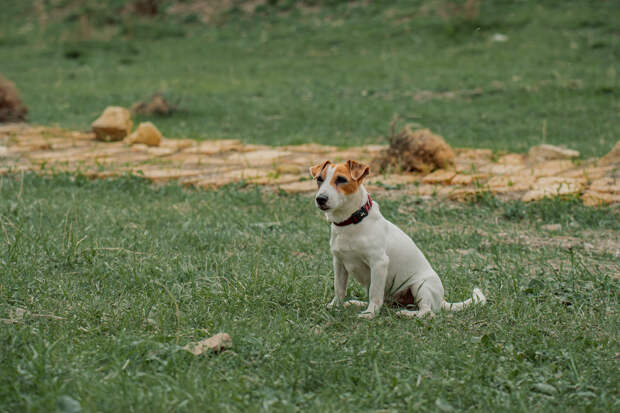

{"left": 327, "top": 256, "right": 348, "bottom": 309}
{"left": 359, "top": 255, "right": 389, "bottom": 319}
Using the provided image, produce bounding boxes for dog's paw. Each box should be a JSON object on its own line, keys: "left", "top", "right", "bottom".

{"left": 326, "top": 298, "right": 337, "bottom": 309}
{"left": 358, "top": 311, "right": 375, "bottom": 320}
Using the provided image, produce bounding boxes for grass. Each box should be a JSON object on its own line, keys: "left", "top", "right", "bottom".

{"left": 0, "top": 173, "right": 618, "bottom": 412}
{"left": 1, "top": 1, "right": 619, "bottom": 411}
{"left": 0, "top": 0, "right": 618, "bottom": 156}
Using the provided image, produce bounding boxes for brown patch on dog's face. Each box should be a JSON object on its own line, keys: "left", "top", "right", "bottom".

{"left": 347, "top": 160, "right": 370, "bottom": 182}
{"left": 309, "top": 160, "right": 331, "bottom": 179}
{"left": 329, "top": 160, "right": 370, "bottom": 195}
{"left": 330, "top": 164, "right": 358, "bottom": 194}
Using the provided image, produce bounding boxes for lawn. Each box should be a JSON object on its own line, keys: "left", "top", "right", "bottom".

{"left": 1, "top": 0, "right": 619, "bottom": 412}
{"left": 0, "top": 174, "right": 618, "bottom": 411}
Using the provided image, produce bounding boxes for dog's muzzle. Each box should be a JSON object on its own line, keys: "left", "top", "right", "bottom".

{"left": 316, "top": 195, "right": 329, "bottom": 210}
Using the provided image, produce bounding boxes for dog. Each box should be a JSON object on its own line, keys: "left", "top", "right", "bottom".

{"left": 310, "top": 159, "right": 486, "bottom": 319}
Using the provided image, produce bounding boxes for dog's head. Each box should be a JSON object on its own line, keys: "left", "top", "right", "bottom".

{"left": 309, "top": 160, "right": 370, "bottom": 211}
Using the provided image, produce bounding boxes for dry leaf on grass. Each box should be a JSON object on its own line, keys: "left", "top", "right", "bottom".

{"left": 184, "top": 332, "right": 232, "bottom": 355}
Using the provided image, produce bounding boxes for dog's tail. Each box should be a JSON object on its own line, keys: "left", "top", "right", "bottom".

{"left": 441, "top": 288, "right": 487, "bottom": 312}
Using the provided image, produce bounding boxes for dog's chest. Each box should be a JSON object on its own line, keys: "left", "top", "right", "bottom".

{"left": 330, "top": 229, "right": 372, "bottom": 263}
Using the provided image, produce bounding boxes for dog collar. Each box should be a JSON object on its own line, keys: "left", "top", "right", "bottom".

{"left": 334, "top": 195, "right": 373, "bottom": 227}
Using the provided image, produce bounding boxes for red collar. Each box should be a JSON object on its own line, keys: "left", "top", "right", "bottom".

{"left": 334, "top": 195, "right": 373, "bottom": 227}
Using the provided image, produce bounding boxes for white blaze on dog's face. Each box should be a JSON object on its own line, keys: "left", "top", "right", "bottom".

{"left": 309, "top": 160, "right": 370, "bottom": 211}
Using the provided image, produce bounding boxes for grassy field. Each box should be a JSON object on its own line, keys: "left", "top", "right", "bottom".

{"left": 0, "top": 173, "right": 618, "bottom": 411}
{"left": 0, "top": 0, "right": 619, "bottom": 156}
{"left": 1, "top": 1, "right": 619, "bottom": 412}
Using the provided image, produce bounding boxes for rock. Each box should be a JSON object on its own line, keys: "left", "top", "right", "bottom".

{"left": 125, "top": 122, "right": 162, "bottom": 146}
{"left": 227, "top": 149, "right": 292, "bottom": 166}
{"left": 582, "top": 190, "right": 620, "bottom": 206}
{"left": 528, "top": 144, "right": 579, "bottom": 162}
{"left": 451, "top": 173, "right": 487, "bottom": 186}
{"left": 456, "top": 148, "right": 493, "bottom": 160}
{"left": 486, "top": 175, "right": 535, "bottom": 193}
{"left": 92, "top": 106, "right": 132, "bottom": 141}
{"left": 0, "top": 74, "right": 28, "bottom": 122}
{"left": 184, "top": 332, "right": 232, "bottom": 355}
{"left": 582, "top": 177, "right": 620, "bottom": 206}
{"left": 421, "top": 169, "right": 456, "bottom": 184}
{"left": 600, "top": 140, "right": 620, "bottom": 166}
{"left": 375, "top": 127, "right": 455, "bottom": 173}
{"left": 541, "top": 224, "right": 561, "bottom": 231}
{"left": 447, "top": 187, "right": 481, "bottom": 201}
{"left": 184, "top": 139, "right": 244, "bottom": 155}
{"left": 527, "top": 159, "right": 575, "bottom": 178}
{"left": 497, "top": 154, "right": 525, "bottom": 165}
{"left": 589, "top": 177, "right": 620, "bottom": 194}
{"left": 368, "top": 174, "right": 420, "bottom": 187}
{"left": 159, "top": 138, "right": 195, "bottom": 150}
{"left": 521, "top": 177, "right": 584, "bottom": 202}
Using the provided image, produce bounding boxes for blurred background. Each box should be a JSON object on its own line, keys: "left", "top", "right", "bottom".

{"left": 0, "top": 0, "right": 618, "bottom": 156}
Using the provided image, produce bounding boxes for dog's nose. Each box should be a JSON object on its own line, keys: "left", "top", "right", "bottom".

{"left": 316, "top": 195, "right": 328, "bottom": 206}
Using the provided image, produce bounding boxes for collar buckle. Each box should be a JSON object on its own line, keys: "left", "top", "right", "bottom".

{"left": 334, "top": 195, "right": 373, "bottom": 227}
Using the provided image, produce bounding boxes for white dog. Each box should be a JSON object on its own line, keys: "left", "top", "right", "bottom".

{"left": 310, "top": 159, "right": 486, "bottom": 319}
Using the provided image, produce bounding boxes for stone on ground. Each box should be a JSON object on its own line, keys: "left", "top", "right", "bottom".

{"left": 421, "top": 169, "right": 456, "bottom": 184}
{"left": 521, "top": 177, "right": 585, "bottom": 202}
{"left": 184, "top": 333, "right": 232, "bottom": 355}
{"left": 125, "top": 121, "right": 162, "bottom": 146}
{"left": 92, "top": 106, "right": 133, "bottom": 141}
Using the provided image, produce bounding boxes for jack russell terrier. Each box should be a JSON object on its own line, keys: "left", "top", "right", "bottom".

{"left": 310, "top": 159, "right": 486, "bottom": 319}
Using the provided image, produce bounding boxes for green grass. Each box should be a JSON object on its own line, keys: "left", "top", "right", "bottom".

{"left": 0, "top": 0, "right": 619, "bottom": 156}
{"left": 1, "top": 173, "right": 618, "bottom": 411}
{"left": 1, "top": 2, "right": 619, "bottom": 411}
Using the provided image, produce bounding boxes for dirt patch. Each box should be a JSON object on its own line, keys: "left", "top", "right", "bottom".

{"left": 131, "top": 93, "right": 177, "bottom": 117}
{"left": 0, "top": 75, "right": 28, "bottom": 123}
{"left": 375, "top": 126, "right": 455, "bottom": 173}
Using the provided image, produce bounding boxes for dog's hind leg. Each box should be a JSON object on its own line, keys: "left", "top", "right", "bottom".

{"left": 395, "top": 284, "right": 439, "bottom": 319}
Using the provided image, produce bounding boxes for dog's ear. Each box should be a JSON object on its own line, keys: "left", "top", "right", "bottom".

{"left": 347, "top": 160, "right": 370, "bottom": 182}
{"left": 309, "top": 160, "right": 331, "bottom": 179}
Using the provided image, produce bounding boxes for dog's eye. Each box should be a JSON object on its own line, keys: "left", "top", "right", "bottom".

{"left": 317, "top": 176, "right": 324, "bottom": 186}
{"left": 335, "top": 176, "right": 348, "bottom": 185}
